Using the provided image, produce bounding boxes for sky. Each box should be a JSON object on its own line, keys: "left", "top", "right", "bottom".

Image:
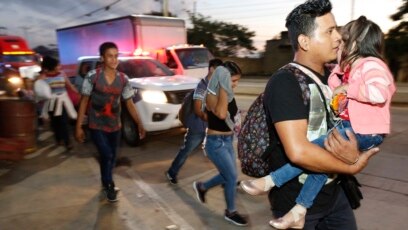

{"left": 0, "top": 0, "right": 404, "bottom": 52}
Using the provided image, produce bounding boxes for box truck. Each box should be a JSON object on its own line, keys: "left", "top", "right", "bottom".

{"left": 56, "top": 15, "right": 213, "bottom": 79}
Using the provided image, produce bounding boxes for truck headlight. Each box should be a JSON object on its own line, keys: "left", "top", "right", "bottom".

{"left": 8, "top": 76, "right": 23, "bottom": 86}
{"left": 141, "top": 90, "right": 167, "bottom": 104}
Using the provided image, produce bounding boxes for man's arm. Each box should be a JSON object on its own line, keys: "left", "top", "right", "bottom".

{"left": 206, "top": 88, "right": 228, "bottom": 119}
{"left": 125, "top": 99, "right": 146, "bottom": 139}
{"left": 193, "top": 99, "right": 207, "bottom": 121}
{"left": 275, "top": 119, "right": 378, "bottom": 174}
{"left": 75, "top": 95, "right": 89, "bottom": 143}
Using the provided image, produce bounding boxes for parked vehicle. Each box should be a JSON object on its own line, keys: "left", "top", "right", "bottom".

{"left": 73, "top": 55, "right": 199, "bottom": 146}
{"left": 0, "top": 35, "right": 40, "bottom": 79}
{"left": 56, "top": 15, "right": 213, "bottom": 79}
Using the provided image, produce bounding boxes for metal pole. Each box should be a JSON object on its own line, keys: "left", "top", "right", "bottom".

{"left": 163, "top": 0, "right": 168, "bottom": 17}
{"left": 193, "top": 0, "right": 197, "bottom": 17}
{"left": 351, "top": 0, "right": 355, "bottom": 20}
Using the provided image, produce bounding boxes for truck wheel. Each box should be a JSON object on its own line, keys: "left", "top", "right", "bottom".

{"left": 121, "top": 111, "right": 142, "bottom": 146}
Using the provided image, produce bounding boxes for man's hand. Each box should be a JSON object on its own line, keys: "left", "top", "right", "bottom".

{"left": 324, "top": 129, "right": 359, "bottom": 164}
{"left": 324, "top": 129, "right": 380, "bottom": 174}
{"left": 138, "top": 124, "right": 146, "bottom": 139}
{"left": 351, "top": 147, "right": 380, "bottom": 174}
{"left": 75, "top": 127, "right": 86, "bottom": 143}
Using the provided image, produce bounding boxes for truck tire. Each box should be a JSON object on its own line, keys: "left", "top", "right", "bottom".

{"left": 121, "top": 110, "right": 142, "bottom": 146}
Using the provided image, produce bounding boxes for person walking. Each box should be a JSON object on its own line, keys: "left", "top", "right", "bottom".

{"left": 165, "top": 58, "right": 223, "bottom": 184}
{"left": 75, "top": 42, "right": 145, "bottom": 202}
{"left": 41, "top": 56, "right": 78, "bottom": 150}
{"left": 193, "top": 61, "right": 248, "bottom": 226}
{"left": 240, "top": 15, "right": 395, "bottom": 229}
{"left": 255, "top": 0, "right": 379, "bottom": 228}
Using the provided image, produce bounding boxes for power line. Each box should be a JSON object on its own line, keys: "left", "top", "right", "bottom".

{"left": 58, "top": 0, "right": 122, "bottom": 26}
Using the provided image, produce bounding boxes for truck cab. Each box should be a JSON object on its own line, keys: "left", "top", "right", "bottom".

{"left": 159, "top": 45, "right": 214, "bottom": 79}
{"left": 0, "top": 35, "right": 41, "bottom": 79}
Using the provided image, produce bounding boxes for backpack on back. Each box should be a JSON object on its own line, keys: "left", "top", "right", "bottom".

{"left": 178, "top": 79, "right": 206, "bottom": 128}
{"left": 237, "top": 93, "right": 274, "bottom": 178}
{"left": 178, "top": 90, "right": 195, "bottom": 127}
{"left": 237, "top": 64, "right": 313, "bottom": 178}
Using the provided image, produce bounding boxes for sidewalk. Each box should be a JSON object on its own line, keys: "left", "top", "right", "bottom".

{"left": 237, "top": 78, "right": 408, "bottom": 105}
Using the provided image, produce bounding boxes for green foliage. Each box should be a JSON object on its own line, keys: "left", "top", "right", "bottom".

{"left": 385, "top": 0, "right": 408, "bottom": 78}
{"left": 187, "top": 14, "right": 256, "bottom": 57}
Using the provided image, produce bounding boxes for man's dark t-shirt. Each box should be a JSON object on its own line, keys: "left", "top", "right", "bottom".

{"left": 263, "top": 64, "right": 340, "bottom": 214}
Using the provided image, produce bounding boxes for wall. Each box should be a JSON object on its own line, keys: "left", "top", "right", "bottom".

{"left": 222, "top": 57, "right": 264, "bottom": 76}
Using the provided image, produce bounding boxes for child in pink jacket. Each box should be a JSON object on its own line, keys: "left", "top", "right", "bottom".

{"left": 241, "top": 16, "right": 396, "bottom": 229}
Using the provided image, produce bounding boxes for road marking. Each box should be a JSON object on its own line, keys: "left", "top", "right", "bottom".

{"left": 24, "top": 144, "right": 54, "bottom": 159}
{"left": 38, "top": 131, "right": 53, "bottom": 142}
{"left": 47, "top": 146, "right": 65, "bottom": 157}
{"left": 126, "top": 169, "right": 195, "bottom": 230}
{"left": 85, "top": 159, "right": 153, "bottom": 230}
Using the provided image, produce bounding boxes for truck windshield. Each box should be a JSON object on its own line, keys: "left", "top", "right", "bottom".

{"left": 118, "top": 59, "right": 174, "bottom": 78}
{"left": 175, "top": 48, "right": 214, "bottom": 69}
{"left": 3, "top": 55, "right": 36, "bottom": 63}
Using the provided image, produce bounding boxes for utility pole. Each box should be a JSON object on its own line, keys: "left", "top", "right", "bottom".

{"left": 350, "top": 0, "right": 355, "bottom": 20}
{"left": 193, "top": 0, "right": 197, "bottom": 17}
{"left": 163, "top": 0, "right": 169, "bottom": 17}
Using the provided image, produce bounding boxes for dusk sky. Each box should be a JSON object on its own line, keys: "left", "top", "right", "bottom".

{"left": 0, "top": 0, "right": 404, "bottom": 51}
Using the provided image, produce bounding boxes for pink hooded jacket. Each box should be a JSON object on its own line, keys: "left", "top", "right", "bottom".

{"left": 328, "top": 57, "right": 396, "bottom": 135}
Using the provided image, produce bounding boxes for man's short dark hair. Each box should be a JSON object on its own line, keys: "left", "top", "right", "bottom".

{"left": 99, "top": 42, "right": 118, "bottom": 56}
{"left": 285, "top": 0, "right": 332, "bottom": 51}
{"left": 208, "top": 58, "right": 223, "bottom": 70}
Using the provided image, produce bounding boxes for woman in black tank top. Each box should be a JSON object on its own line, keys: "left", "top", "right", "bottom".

{"left": 192, "top": 61, "right": 248, "bottom": 226}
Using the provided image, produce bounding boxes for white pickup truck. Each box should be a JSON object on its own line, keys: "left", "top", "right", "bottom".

{"left": 72, "top": 55, "right": 199, "bottom": 146}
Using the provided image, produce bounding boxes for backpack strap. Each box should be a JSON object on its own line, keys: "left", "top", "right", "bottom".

{"left": 92, "top": 68, "right": 101, "bottom": 87}
{"left": 119, "top": 71, "right": 126, "bottom": 88}
{"left": 288, "top": 63, "right": 335, "bottom": 128}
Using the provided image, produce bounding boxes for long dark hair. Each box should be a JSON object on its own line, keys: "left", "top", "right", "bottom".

{"left": 339, "top": 16, "right": 384, "bottom": 71}
{"left": 223, "top": 61, "right": 242, "bottom": 76}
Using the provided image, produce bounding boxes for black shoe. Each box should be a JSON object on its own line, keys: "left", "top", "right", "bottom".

{"left": 104, "top": 183, "right": 118, "bottom": 202}
{"left": 102, "top": 185, "right": 120, "bottom": 192}
{"left": 166, "top": 171, "right": 178, "bottom": 185}
{"left": 224, "top": 210, "right": 248, "bottom": 226}
{"left": 193, "top": 181, "right": 206, "bottom": 203}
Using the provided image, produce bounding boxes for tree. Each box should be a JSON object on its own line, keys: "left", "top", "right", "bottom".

{"left": 385, "top": 0, "right": 408, "bottom": 79}
{"left": 187, "top": 14, "right": 256, "bottom": 57}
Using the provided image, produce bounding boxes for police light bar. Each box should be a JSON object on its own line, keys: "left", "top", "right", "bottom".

{"left": 133, "top": 48, "right": 150, "bottom": 56}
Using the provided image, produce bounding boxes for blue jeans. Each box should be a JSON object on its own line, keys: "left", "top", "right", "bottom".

{"left": 167, "top": 129, "right": 206, "bottom": 178}
{"left": 202, "top": 135, "right": 238, "bottom": 212}
{"left": 271, "top": 120, "right": 384, "bottom": 208}
{"left": 272, "top": 188, "right": 357, "bottom": 230}
{"left": 90, "top": 129, "right": 121, "bottom": 187}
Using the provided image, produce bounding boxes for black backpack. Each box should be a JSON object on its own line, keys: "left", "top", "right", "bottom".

{"left": 178, "top": 79, "right": 206, "bottom": 128}
{"left": 178, "top": 90, "right": 194, "bottom": 127}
